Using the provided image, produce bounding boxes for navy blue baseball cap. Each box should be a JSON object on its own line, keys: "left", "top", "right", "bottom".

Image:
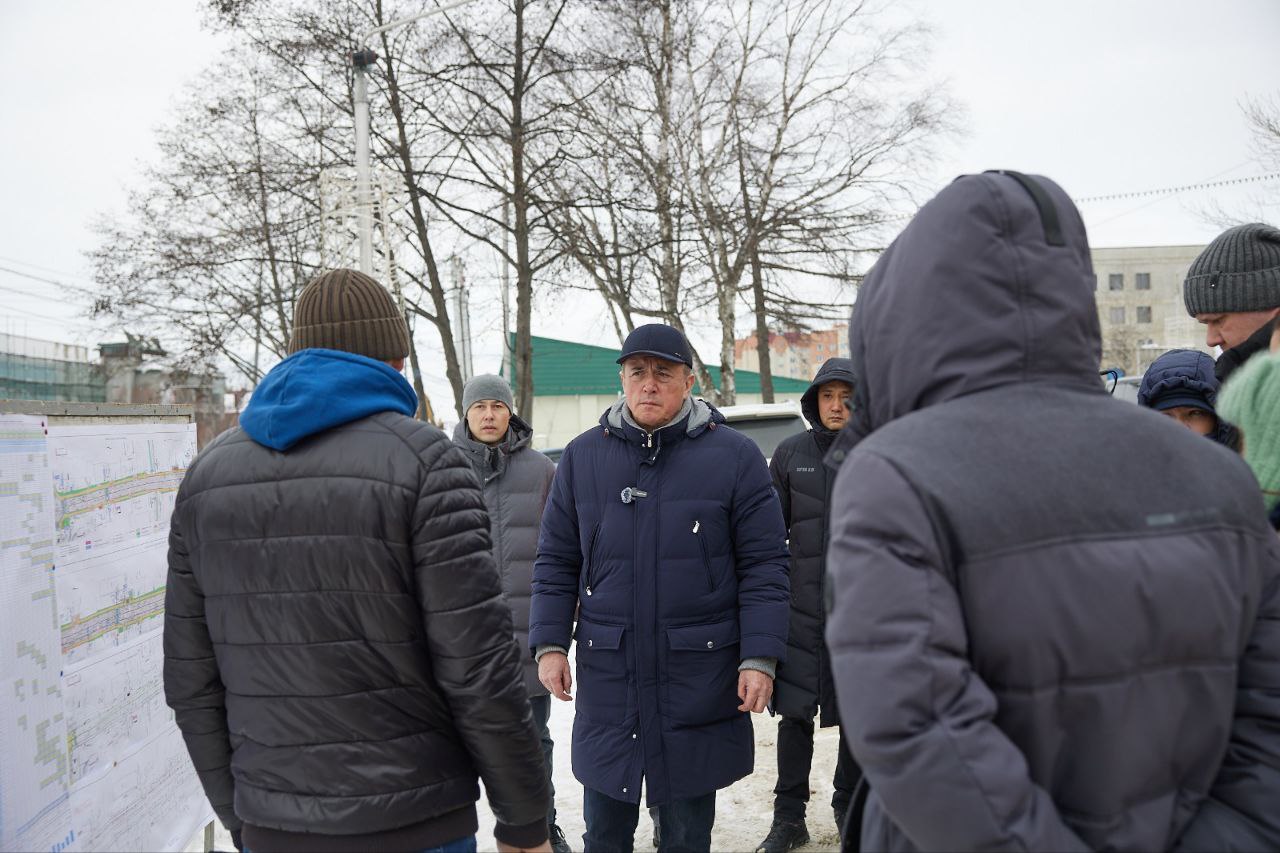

{"left": 616, "top": 323, "right": 693, "bottom": 367}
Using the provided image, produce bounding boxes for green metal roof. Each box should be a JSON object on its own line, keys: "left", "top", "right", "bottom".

{"left": 506, "top": 334, "right": 811, "bottom": 397}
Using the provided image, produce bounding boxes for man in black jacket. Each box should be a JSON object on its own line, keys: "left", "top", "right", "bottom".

{"left": 1183, "top": 222, "right": 1280, "bottom": 382}
{"left": 163, "top": 269, "right": 551, "bottom": 853}
{"left": 756, "top": 358, "right": 861, "bottom": 853}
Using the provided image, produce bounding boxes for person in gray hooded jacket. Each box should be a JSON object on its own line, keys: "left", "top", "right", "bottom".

{"left": 824, "top": 171, "right": 1280, "bottom": 852}
{"left": 452, "top": 374, "right": 565, "bottom": 852}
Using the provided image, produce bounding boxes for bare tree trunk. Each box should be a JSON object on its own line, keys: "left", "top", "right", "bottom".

{"left": 750, "top": 246, "right": 774, "bottom": 402}
{"left": 511, "top": 0, "right": 535, "bottom": 423}
{"left": 378, "top": 25, "right": 466, "bottom": 418}
{"left": 655, "top": 0, "right": 680, "bottom": 323}
{"left": 382, "top": 225, "right": 433, "bottom": 422}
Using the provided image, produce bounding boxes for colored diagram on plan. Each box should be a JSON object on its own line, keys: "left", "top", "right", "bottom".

{"left": 50, "top": 425, "right": 194, "bottom": 563}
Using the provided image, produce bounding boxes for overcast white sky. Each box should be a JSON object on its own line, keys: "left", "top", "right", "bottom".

{"left": 1, "top": 0, "right": 1277, "bottom": 405}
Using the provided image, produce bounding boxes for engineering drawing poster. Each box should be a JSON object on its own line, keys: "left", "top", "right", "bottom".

{"left": 1, "top": 416, "right": 211, "bottom": 852}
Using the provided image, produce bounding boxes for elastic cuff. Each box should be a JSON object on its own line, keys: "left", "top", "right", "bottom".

{"left": 535, "top": 644, "right": 569, "bottom": 662}
{"left": 739, "top": 657, "right": 777, "bottom": 679}
{"left": 495, "top": 818, "right": 550, "bottom": 849}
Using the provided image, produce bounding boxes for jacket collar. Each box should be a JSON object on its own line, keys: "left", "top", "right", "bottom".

{"left": 599, "top": 397, "right": 721, "bottom": 464}
{"left": 1215, "top": 318, "right": 1276, "bottom": 383}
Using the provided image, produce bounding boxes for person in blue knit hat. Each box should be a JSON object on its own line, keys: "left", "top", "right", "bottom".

{"left": 1137, "top": 348, "right": 1239, "bottom": 449}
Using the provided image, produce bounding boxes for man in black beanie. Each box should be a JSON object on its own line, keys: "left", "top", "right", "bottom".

{"left": 1183, "top": 222, "right": 1280, "bottom": 382}
{"left": 164, "top": 269, "right": 551, "bottom": 853}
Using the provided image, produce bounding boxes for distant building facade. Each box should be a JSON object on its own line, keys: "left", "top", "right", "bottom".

{"left": 0, "top": 333, "right": 236, "bottom": 447}
{"left": 1091, "top": 244, "right": 1209, "bottom": 376}
{"left": 0, "top": 333, "right": 105, "bottom": 402}
{"left": 727, "top": 248, "right": 1210, "bottom": 381}
{"left": 733, "top": 325, "right": 850, "bottom": 380}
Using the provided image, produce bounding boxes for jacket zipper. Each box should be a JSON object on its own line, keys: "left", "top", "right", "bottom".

{"left": 584, "top": 522, "right": 602, "bottom": 596}
{"left": 694, "top": 520, "right": 713, "bottom": 591}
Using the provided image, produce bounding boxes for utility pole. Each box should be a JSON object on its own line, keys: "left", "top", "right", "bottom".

{"left": 349, "top": 0, "right": 481, "bottom": 274}
{"left": 451, "top": 256, "right": 473, "bottom": 383}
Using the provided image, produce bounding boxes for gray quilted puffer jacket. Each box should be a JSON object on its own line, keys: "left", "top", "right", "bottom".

{"left": 825, "top": 172, "right": 1280, "bottom": 852}
{"left": 453, "top": 414, "right": 556, "bottom": 695}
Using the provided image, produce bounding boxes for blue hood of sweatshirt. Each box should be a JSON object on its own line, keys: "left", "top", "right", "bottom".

{"left": 240, "top": 349, "right": 418, "bottom": 451}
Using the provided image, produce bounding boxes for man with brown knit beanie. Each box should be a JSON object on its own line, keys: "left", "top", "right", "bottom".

{"left": 1183, "top": 222, "right": 1280, "bottom": 383}
{"left": 164, "top": 268, "right": 552, "bottom": 853}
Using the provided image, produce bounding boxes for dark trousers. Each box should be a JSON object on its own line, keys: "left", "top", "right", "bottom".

{"left": 583, "top": 787, "right": 716, "bottom": 853}
{"left": 773, "top": 715, "right": 861, "bottom": 821}
{"left": 529, "top": 694, "right": 558, "bottom": 827}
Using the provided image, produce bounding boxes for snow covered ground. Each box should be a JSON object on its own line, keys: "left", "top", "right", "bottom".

{"left": 473, "top": 649, "right": 845, "bottom": 853}
{"left": 190, "top": 648, "right": 844, "bottom": 853}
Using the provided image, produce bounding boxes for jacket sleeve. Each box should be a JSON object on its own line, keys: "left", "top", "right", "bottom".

{"left": 163, "top": 484, "right": 241, "bottom": 834}
{"left": 825, "top": 451, "right": 1088, "bottom": 852}
{"left": 731, "top": 436, "right": 791, "bottom": 662}
{"left": 1174, "top": 536, "right": 1280, "bottom": 851}
{"left": 769, "top": 443, "right": 793, "bottom": 529}
{"left": 411, "top": 440, "right": 550, "bottom": 848}
{"left": 529, "top": 443, "right": 583, "bottom": 652}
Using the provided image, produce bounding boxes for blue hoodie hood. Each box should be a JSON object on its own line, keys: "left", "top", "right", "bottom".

{"left": 240, "top": 348, "right": 418, "bottom": 451}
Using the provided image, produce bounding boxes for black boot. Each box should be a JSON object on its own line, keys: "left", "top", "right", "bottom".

{"left": 549, "top": 823, "right": 572, "bottom": 853}
{"left": 755, "top": 818, "right": 810, "bottom": 853}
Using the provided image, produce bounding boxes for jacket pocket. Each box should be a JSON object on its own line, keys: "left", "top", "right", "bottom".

{"left": 574, "top": 616, "right": 628, "bottom": 724}
{"left": 583, "top": 522, "right": 602, "bottom": 597}
{"left": 664, "top": 620, "right": 740, "bottom": 728}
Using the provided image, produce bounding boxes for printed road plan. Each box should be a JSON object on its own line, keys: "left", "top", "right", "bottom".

{"left": 1, "top": 418, "right": 211, "bottom": 852}
{"left": 0, "top": 414, "right": 72, "bottom": 853}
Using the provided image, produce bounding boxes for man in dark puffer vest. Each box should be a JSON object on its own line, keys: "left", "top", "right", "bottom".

{"left": 825, "top": 172, "right": 1280, "bottom": 851}
{"left": 164, "top": 269, "right": 551, "bottom": 853}
{"left": 757, "top": 358, "right": 862, "bottom": 853}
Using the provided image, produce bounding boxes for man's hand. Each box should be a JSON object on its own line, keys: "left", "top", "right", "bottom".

{"left": 497, "top": 840, "right": 552, "bottom": 853}
{"left": 737, "top": 669, "right": 773, "bottom": 713}
{"left": 538, "top": 652, "right": 573, "bottom": 701}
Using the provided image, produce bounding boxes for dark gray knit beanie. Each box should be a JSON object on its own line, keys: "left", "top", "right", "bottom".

{"left": 462, "top": 374, "right": 515, "bottom": 415}
{"left": 289, "top": 268, "right": 411, "bottom": 360}
{"left": 1183, "top": 222, "right": 1280, "bottom": 316}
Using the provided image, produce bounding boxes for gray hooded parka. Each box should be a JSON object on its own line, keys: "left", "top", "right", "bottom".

{"left": 825, "top": 171, "right": 1280, "bottom": 852}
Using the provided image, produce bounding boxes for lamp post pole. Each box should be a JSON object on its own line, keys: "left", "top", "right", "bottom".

{"left": 350, "top": 0, "right": 480, "bottom": 274}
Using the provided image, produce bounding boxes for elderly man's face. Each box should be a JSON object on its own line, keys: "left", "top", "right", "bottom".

{"left": 621, "top": 356, "right": 695, "bottom": 431}
{"left": 1196, "top": 308, "right": 1280, "bottom": 351}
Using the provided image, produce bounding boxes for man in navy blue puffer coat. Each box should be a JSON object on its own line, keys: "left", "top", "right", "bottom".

{"left": 530, "top": 323, "right": 790, "bottom": 852}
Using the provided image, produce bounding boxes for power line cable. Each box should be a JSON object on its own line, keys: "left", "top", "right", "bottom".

{"left": 0, "top": 281, "right": 94, "bottom": 306}
{"left": 0, "top": 301, "right": 97, "bottom": 327}
{"left": 0, "top": 254, "right": 97, "bottom": 283}
{"left": 883, "top": 171, "right": 1280, "bottom": 223}
{"left": 0, "top": 264, "right": 99, "bottom": 297}
{"left": 1074, "top": 172, "right": 1280, "bottom": 204}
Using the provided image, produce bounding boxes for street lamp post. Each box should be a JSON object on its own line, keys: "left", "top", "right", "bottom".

{"left": 350, "top": 0, "right": 480, "bottom": 274}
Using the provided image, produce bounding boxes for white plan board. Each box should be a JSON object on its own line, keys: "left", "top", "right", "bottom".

{"left": 0, "top": 414, "right": 212, "bottom": 852}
